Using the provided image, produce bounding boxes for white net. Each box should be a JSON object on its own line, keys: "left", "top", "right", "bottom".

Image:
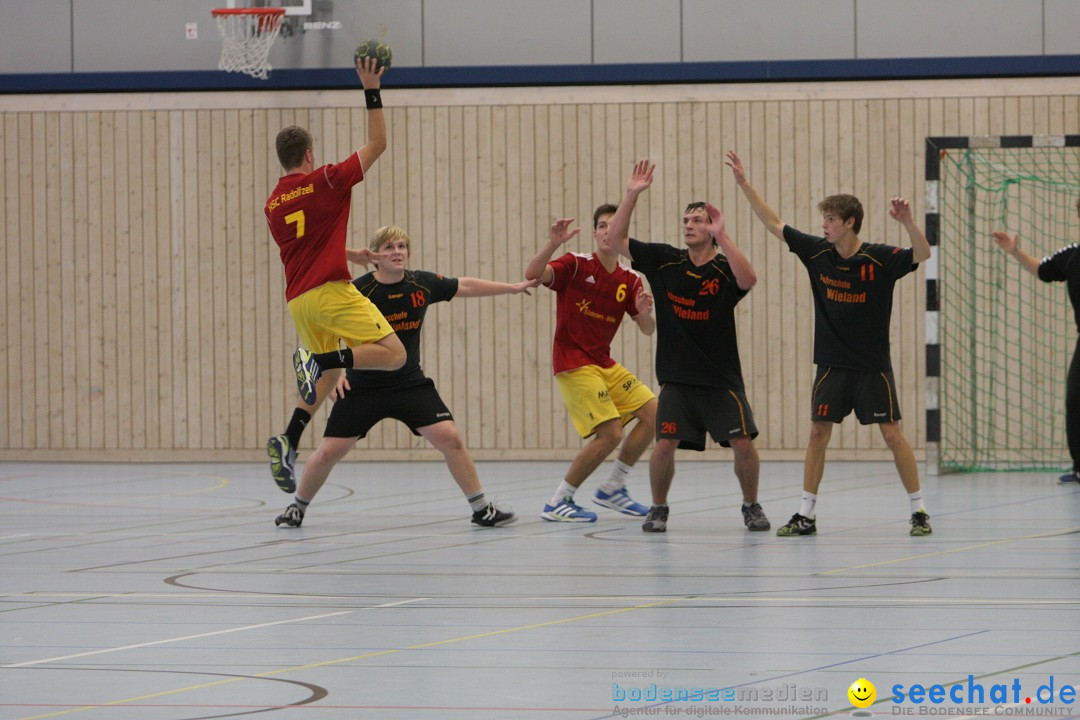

{"left": 213, "top": 9, "right": 284, "bottom": 80}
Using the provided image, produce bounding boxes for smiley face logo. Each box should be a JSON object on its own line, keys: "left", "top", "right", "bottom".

{"left": 848, "top": 678, "right": 876, "bottom": 708}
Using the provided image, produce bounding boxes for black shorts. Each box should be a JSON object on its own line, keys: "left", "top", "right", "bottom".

{"left": 810, "top": 365, "right": 901, "bottom": 425}
{"left": 323, "top": 379, "right": 454, "bottom": 439}
{"left": 656, "top": 383, "right": 758, "bottom": 451}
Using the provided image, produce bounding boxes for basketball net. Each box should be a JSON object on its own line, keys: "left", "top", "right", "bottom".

{"left": 212, "top": 8, "right": 285, "bottom": 80}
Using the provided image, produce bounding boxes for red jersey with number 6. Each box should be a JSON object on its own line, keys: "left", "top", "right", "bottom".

{"left": 265, "top": 152, "right": 365, "bottom": 301}
{"left": 546, "top": 252, "right": 642, "bottom": 374}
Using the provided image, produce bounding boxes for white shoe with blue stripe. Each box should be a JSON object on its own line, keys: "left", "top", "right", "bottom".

{"left": 594, "top": 487, "right": 648, "bottom": 516}
{"left": 541, "top": 497, "right": 598, "bottom": 522}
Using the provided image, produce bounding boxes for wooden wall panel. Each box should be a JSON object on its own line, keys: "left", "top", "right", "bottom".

{"left": 1, "top": 78, "right": 1078, "bottom": 461}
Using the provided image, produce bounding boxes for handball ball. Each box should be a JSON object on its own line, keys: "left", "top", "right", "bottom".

{"left": 354, "top": 40, "right": 392, "bottom": 70}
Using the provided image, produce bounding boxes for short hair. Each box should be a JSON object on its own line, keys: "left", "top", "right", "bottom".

{"left": 275, "top": 125, "right": 312, "bottom": 171}
{"left": 593, "top": 203, "right": 618, "bottom": 229}
{"left": 818, "top": 194, "right": 864, "bottom": 234}
{"left": 683, "top": 202, "right": 717, "bottom": 246}
{"left": 369, "top": 225, "right": 412, "bottom": 254}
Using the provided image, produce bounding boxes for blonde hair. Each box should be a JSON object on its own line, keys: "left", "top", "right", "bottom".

{"left": 369, "top": 225, "right": 412, "bottom": 253}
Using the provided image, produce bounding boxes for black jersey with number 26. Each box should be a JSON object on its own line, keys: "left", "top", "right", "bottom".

{"left": 783, "top": 225, "right": 917, "bottom": 372}
{"left": 348, "top": 270, "right": 459, "bottom": 389}
{"left": 629, "top": 239, "right": 749, "bottom": 390}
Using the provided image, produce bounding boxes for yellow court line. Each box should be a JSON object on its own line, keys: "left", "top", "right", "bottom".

{"left": 818, "top": 525, "right": 1080, "bottom": 575}
{"left": 17, "top": 595, "right": 689, "bottom": 720}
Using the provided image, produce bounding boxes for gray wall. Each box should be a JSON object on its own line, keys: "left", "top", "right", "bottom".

{"left": 0, "top": 0, "right": 1078, "bottom": 74}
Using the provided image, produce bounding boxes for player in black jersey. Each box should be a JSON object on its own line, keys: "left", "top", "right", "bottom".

{"left": 274, "top": 225, "right": 538, "bottom": 529}
{"left": 994, "top": 198, "right": 1080, "bottom": 484}
{"left": 726, "top": 150, "right": 933, "bottom": 537}
{"left": 606, "top": 160, "right": 771, "bottom": 534}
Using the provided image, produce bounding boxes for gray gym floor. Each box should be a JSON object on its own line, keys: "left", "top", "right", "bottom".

{"left": 1, "top": 460, "right": 1078, "bottom": 720}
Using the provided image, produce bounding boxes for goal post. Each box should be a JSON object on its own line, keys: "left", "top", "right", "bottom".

{"left": 925, "top": 135, "right": 1080, "bottom": 474}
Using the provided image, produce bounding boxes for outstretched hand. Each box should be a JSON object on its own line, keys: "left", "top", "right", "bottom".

{"left": 356, "top": 56, "right": 386, "bottom": 88}
{"left": 724, "top": 150, "right": 747, "bottom": 184}
{"left": 627, "top": 159, "right": 655, "bottom": 196}
{"left": 704, "top": 202, "right": 726, "bottom": 241}
{"left": 634, "top": 289, "right": 654, "bottom": 316}
{"left": 345, "top": 247, "right": 388, "bottom": 268}
{"left": 511, "top": 277, "right": 542, "bottom": 295}
{"left": 992, "top": 230, "right": 1019, "bottom": 254}
{"left": 549, "top": 218, "right": 582, "bottom": 246}
{"left": 889, "top": 196, "right": 913, "bottom": 224}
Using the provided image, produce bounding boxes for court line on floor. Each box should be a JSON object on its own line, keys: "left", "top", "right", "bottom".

{"left": 12, "top": 595, "right": 690, "bottom": 720}
{"left": 817, "top": 525, "right": 1080, "bottom": 575}
{"left": 4, "top": 597, "right": 426, "bottom": 669}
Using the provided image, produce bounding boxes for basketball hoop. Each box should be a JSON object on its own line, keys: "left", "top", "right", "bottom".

{"left": 212, "top": 7, "right": 286, "bottom": 80}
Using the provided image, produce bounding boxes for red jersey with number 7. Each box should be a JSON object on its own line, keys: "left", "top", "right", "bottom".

{"left": 546, "top": 252, "right": 643, "bottom": 374}
{"left": 265, "top": 152, "right": 365, "bottom": 301}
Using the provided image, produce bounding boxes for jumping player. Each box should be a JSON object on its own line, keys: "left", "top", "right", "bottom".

{"left": 264, "top": 56, "right": 405, "bottom": 494}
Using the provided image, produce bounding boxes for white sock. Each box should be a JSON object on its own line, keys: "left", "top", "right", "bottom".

{"left": 466, "top": 492, "right": 487, "bottom": 512}
{"left": 599, "top": 460, "right": 632, "bottom": 494}
{"left": 550, "top": 481, "right": 577, "bottom": 506}
{"left": 908, "top": 491, "right": 925, "bottom": 515}
{"left": 799, "top": 492, "right": 817, "bottom": 519}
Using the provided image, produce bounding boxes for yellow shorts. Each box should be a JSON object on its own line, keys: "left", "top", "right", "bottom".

{"left": 555, "top": 363, "right": 656, "bottom": 438}
{"left": 287, "top": 281, "right": 393, "bottom": 353}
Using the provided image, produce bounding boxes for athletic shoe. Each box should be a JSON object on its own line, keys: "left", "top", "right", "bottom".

{"left": 594, "top": 487, "right": 649, "bottom": 516}
{"left": 267, "top": 434, "right": 297, "bottom": 494}
{"left": 1058, "top": 470, "right": 1080, "bottom": 483}
{"left": 909, "top": 510, "right": 932, "bottom": 536}
{"left": 641, "top": 505, "right": 669, "bottom": 533}
{"left": 293, "top": 347, "right": 322, "bottom": 405}
{"left": 541, "top": 497, "right": 597, "bottom": 522}
{"left": 776, "top": 513, "right": 816, "bottom": 536}
{"left": 275, "top": 502, "right": 304, "bottom": 528}
{"left": 741, "top": 502, "right": 771, "bottom": 531}
{"left": 472, "top": 503, "right": 517, "bottom": 527}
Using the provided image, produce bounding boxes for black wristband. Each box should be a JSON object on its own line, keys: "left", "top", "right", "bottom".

{"left": 364, "top": 89, "right": 383, "bottom": 110}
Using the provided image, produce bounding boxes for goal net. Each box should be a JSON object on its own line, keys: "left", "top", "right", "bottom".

{"left": 928, "top": 136, "right": 1080, "bottom": 472}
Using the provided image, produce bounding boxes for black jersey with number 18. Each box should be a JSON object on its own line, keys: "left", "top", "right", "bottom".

{"left": 783, "top": 225, "right": 917, "bottom": 373}
{"left": 348, "top": 269, "right": 459, "bottom": 390}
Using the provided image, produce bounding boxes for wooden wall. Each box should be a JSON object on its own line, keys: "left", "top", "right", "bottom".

{"left": 2, "top": 78, "right": 1077, "bottom": 462}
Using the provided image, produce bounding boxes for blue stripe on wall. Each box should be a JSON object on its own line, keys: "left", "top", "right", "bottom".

{"left": 1, "top": 54, "right": 1078, "bottom": 94}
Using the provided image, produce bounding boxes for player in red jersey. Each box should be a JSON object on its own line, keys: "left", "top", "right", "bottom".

{"left": 525, "top": 206, "right": 658, "bottom": 522}
{"left": 264, "top": 56, "right": 405, "bottom": 494}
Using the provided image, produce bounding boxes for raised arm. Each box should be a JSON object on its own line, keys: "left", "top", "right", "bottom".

{"left": 992, "top": 231, "right": 1041, "bottom": 277}
{"left": 356, "top": 57, "right": 388, "bottom": 172}
{"left": 525, "top": 218, "right": 580, "bottom": 284}
{"left": 725, "top": 150, "right": 785, "bottom": 240}
{"left": 345, "top": 246, "right": 388, "bottom": 269}
{"left": 456, "top": 276, "right": 541, "bottom": 298}
{"left": 888, "top": 197, "right": 932, "bottom": 264}
{"left": 706, "top": 203, "right": 756, "bottom": 291}
{"left": 631, "top": 288, "right": 656, "bottom": 336}
{"left": 607, "top": 160, "right": 655, "bottom": 259}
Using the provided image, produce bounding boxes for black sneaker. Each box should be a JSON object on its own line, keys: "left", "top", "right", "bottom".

{"left": 642, "top": 505, "right": 669, "bottom": 533}
{"left": 267, "top": 434, "right": 297, "bottom": 494}
{"left": 776, "top": 513, "right": 816, "bottom": 536}
{"left": 293, "top": 347, "right": 322, "bottom": 406}
{"left": 741, "top": 502, "right": 770, "bottom": 531}
{"left": 472, "top": 503, "right": 517, "bottom": 527}
{"left": 1058, "top": 470, "right": 1080, "bottom": 484}
{"left": 909, "top": 510, "right": 932, "bottom": 536}
{"left": 275, "top": 502, "right": 305, "bottom": 528}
